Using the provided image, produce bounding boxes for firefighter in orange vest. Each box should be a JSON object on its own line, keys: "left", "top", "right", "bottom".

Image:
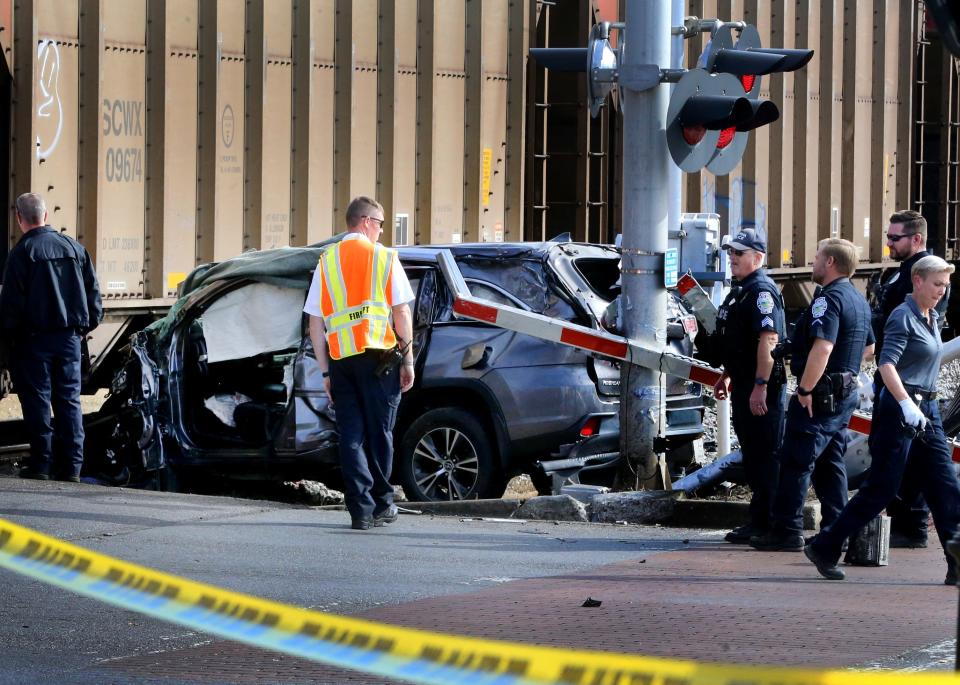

{"left": 304, "top": 196, "right": 415, "bottom": 530}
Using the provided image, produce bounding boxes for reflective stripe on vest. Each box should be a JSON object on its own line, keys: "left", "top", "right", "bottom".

{"left": 318, "top": 240, "right": 396, "bottom": 360}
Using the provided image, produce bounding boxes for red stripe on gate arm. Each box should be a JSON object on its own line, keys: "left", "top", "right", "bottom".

{"left": 847, "top": 413, "right": 872, "bottom": 435}
{"left": 453, "top": 298, "right": 499, "bottom": 324}
{"left": 676, "top": 273, "right": 697, "bottom": 296}
{"left": 688, "top": 365, "right": 722, "bottom": 387}
{"left": 559, "top": 328, "right": 629, "bottom": 359}
{"left": 848, "top": 412, "right": 960, "bottom": 463}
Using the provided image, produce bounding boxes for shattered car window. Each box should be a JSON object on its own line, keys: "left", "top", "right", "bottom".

{"left": 457, "top": 257, "right": 577, "bottom": 321}
{"left": 573, "top": 258, "right": 621, "bottom": 302}
{"left": 465, "top": 280, "right": 529, "bottom": 310}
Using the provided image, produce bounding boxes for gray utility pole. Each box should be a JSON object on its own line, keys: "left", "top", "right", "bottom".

{"left": 618, "top": 0, "right": 678, "bottom": 489}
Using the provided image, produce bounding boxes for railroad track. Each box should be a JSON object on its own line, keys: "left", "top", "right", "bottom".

{"left": 0, "top": 444, "right": 30, "bottom": 465}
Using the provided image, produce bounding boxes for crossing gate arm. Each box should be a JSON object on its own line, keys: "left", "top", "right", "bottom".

{"left": 435, "top": 250, "right": 723, "bottom": 388}
{"left": 847, "top": 411, "right": 960, "bottom": 463}
{"left": 435, "top": 254, "right": 960, "bottom": 463}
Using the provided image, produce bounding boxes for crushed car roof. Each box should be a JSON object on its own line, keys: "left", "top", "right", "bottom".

{"left": 178, "top": 236, "right": 617, "bottom": 296}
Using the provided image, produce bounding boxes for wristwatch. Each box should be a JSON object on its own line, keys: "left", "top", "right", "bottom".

{"left": 754, "top": 378, "right": 768, "bottom": 386}
{"left": 321, "top": 371, "right": 329, "bottom": 378}
{"left": 797, "top": 386, "right": 812, "bottom": 396}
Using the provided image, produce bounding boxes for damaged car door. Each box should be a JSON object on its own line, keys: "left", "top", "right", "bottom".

{"left": 97, "top": 329, "right": 165, "bottom": 476}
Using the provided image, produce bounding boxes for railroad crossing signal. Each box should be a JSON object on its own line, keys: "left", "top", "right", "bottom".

{"left": 530, "top": 23, "right": 619, "bottom": 118}
{"left": 668, "top": 23, "right": 813, "bottom": 174}
{"left": 529, "top": 20, "right": 812, "bottom": 175}
{"left": 665, "top": 69, "right": 777, "bottom": 173}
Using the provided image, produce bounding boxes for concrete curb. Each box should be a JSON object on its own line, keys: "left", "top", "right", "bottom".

{"left": 398, "top": 499, "right": 524, "bottom": 518}
{"left": 393, "top": 496, "right": 823, "bottom": 530}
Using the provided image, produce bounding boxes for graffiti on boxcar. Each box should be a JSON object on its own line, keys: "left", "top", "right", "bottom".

{"left": 36, "top": 39, "right": 63, "bottom": 159}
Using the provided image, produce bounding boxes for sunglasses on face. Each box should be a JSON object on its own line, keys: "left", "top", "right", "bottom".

{"left": 730, "top": 249, "right": 749, "bottom": 257}
{"left": 886, "top": 232, "right": 915, "bottom": 242}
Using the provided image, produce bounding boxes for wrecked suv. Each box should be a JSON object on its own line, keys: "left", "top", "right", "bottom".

{"left": 85, "top": 237, "right": 705, "bottom": 500}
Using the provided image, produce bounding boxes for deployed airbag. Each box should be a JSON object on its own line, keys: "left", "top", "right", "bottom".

{"left": 202, "top": 283, "right": 305, "bottom": 363}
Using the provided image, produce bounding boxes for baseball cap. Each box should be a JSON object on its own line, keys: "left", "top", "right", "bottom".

{"left": 723, "top": 228, "right": 766, "bottom": 254}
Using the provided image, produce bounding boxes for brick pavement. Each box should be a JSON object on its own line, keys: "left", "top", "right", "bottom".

{"left": 94, "top": 536, "right": 959, "bottom": 683}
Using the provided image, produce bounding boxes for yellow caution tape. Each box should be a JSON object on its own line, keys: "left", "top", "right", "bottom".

{"left": 0, "top": 517, "right": 957, "bottom": 685}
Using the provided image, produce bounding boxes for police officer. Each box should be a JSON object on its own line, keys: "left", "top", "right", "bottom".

{"left": 751, "top": 238, "right": 874, "bottom": 551}
{"left": 805, "top": 256, "right": 960, "bottom": 583}
{"left": 872, "top": 210, "right": 944, "bottom": 548}
{"left": 304, "top": 196, "right": 415, "bottom": 530}
{"left": 0, "top": 192, "right": 102, "bottom": 482}
{"left": 711, "top": 229, "right": 787, "bottom": 543}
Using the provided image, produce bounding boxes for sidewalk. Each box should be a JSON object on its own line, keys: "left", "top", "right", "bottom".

{"left": 97, "top": 533, "right": 959, "bottom": 683}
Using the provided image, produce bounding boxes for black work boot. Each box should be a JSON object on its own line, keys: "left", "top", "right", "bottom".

{"left": 804, "top": 540, "right": 846, "bottom": 580}
{"left": 725, "top": 524, "right": 765, "bottom": 544}
{"left": 749, "top": 531, "right": 804, "bottom": 552}
{"left": 351, "top": 517, "right": 374, "bottom": 531}
{"left": 19, "top": 465, "right": 50, "bottom": 481}
{"left": 373, "top": 504, "right": 399, "bottom": 527}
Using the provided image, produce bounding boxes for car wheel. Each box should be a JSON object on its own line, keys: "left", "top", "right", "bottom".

{"left": 398, "top": 408, "right": 496, "bottom": 501}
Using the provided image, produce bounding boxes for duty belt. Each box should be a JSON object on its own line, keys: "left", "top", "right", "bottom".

{"left": 903, "top": 385, "right": 937, "bottom": 402}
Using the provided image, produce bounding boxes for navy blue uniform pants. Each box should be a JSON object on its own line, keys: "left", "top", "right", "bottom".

{"left": 731, "top": 382, "right": 786, "bottom": 531}
{"left": 812, "top": 390, "right": 960, "bottom": 566}
{"left": 874, "top": 376, "right": 930, "bottom": 538}
{"left": 12, "top": 330, "right": 84, "bottom": 477}
{"left": 329, "top": 349, "right": 401, "bottom": 520}
{"left": 884, "top": 458, "right": 931, "bottom": 538}
{"left": 772, "top": 392, "right": 858, "bottom": 536}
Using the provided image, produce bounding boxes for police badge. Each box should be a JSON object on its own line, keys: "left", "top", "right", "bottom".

{"left": 811, "top": 296, "right": 828, "bottom": 319}
{"left": 757, "top": 291, "right": 774, "bottom": 314}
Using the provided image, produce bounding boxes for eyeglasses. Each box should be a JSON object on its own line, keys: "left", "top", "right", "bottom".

{"left": 363, "top": 216, "right": 384, "bottom": 228}
{"left": 730, "top": 248, "right": 749, "bottom": 257}
{"left": 886, "top": 232, "right": 915, "bottom": 242}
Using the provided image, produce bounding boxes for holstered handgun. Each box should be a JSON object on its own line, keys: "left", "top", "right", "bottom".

{"left": 809, "top": 371, "right": 854, "bottom": 415}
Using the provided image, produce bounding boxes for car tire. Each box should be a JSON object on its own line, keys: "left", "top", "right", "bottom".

{"left": 397, "top": 408, "right": 496, "bottom": 502}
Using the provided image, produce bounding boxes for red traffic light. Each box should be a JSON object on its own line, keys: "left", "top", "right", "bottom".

{"left": 667, "top": 69, "right": 782, "bottom": 174}
{"left": 667, "top": 70, "right": 751, "bottom": 172}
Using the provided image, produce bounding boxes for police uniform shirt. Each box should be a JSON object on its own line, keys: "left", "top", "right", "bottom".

{"left": 879, "top": 295, "right": 942, "bottom": 393}
{"left": 717, "top": 269, "right": 785, "bottom": 380}
{"left": 790, "top": 277, "right": 874, "bottom": 377}
{"left": 303, "top": 233, "right": 415, "bottom": 318}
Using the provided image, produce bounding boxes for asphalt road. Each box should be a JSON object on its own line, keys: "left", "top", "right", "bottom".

{"left": 0, "top": 476, "right": 707, "bottom": 685}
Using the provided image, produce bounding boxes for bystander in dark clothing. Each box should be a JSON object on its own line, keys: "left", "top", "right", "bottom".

{"left": 806, "top": 256, "right": 960, "bottom": 583}
{"left": 0, "top": 193, "right": 102, "bottom": 481}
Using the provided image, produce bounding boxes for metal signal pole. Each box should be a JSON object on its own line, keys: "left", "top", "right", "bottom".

{"left": 618, "top": 0, "right": 678, "bottom": 489}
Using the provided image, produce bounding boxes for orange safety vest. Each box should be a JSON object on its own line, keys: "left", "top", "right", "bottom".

{"left": 318, "top": 237, "right": 397, "bottom": 360}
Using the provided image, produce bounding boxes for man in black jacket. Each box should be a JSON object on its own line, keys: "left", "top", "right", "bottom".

{"left": 872, "top": 210, "right": 945, "bottom": 548}
{"left": 0, "top": 193, "right": 102, "bottom": 481}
